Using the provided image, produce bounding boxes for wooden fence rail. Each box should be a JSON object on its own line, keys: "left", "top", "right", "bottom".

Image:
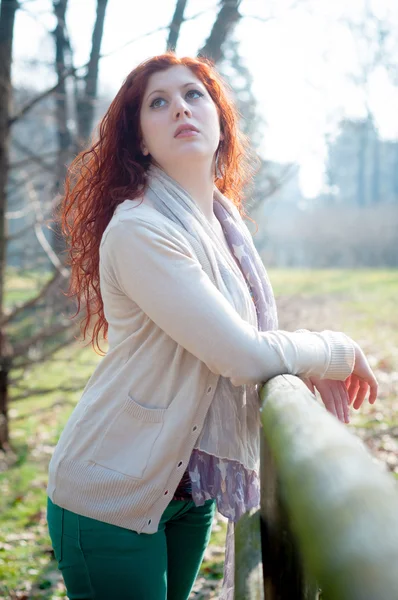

{"left": 235, "top": 374, "right": 398, "bottom": 600}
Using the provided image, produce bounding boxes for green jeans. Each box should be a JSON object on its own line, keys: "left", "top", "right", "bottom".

{"left": 47, "top": 496, "right": 216, "bottom": 600}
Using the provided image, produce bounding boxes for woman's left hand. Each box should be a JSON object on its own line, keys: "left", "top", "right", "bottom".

{"left": 302, "top": 377, "right": 350, "bottom": 424}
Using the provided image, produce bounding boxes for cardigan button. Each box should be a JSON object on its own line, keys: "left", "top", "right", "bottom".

{"left": 164, "top": 490, "right": 169, "bottom": 495}
{"left": 148, "top": 519, "right": 152, "bottom": 525}
{"left": 177, "top": 461, "right": 183, "bottom": 467}
{"left": 192, "top": 425, "right": 198, "bottom": 432}
{"left": 207, "top": 386, "right": 212, "bottom": 394}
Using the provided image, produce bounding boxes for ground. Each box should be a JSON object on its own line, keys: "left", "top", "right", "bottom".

{"left": 0, "top": 269, "right": 397, "bottom": 599}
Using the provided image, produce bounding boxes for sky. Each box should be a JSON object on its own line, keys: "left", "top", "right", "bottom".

{"left": 10, "top": 0, "right": 398, "bottom": 198}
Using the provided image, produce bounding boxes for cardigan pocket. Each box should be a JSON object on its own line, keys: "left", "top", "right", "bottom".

{"left": 90, "top": 395, "right": 166, "bottom": 479}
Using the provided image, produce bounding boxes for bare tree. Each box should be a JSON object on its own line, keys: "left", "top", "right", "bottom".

{"left": 76, "top": 0, "right": 109, "bottom": 145}
{"left": 167, "top": 0, "right": 188, "bottom": 52}
{"left": 0, "top": 0, "right": 19, "bottom": 449}
{"left": 326, "top": 2, "right": 398, "bottom": 207}
{"left": 52, "top": 0, "right": 73, "bottom": 255}
{"left": 0, "top": 0, "right": 108, "bottom": 448}
{"left": 199, "top": 0, "right": 242, "bottom": 64}
{"left": 51, "top": 0, "right": 108, "bottom": 255}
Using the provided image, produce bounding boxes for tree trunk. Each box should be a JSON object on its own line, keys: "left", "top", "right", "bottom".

{"left": 76, "top": 0, "right": 108, "bottom": 145}
{"left": 394, "top": 145, "right": 398, "bottom": 201}
{"left": 52, "top": 0, "right": 72, "bottom": 257}
{"left": 198, "top": 0, "right": 242, "bottom": 64}
{"left": 357, "top": 122, "right": 367, "bottom": 207}
{"left": 371, "top": 135, "right": 380, "bottom": 204}
{"left": 0, "top": 0, "right": 18, "bottom": 449}
{"left": 167, "top": 0, "right": 188, "bottom": 52}
{"left": 52, "top": 0, "right": 108, "bottom": 255}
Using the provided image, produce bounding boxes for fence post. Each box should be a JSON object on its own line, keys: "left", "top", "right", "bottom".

{"left": 235, "top": 508, "right": 264, "bottom": 599}
{"left": 260, "top": 432, "right": 319, "bottom": 599}
{"left": 259, "top": 374, "right": 398, "bottom": 600}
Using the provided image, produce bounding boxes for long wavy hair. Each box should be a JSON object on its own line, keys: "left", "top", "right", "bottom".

{"left": 61, "top": 53, "right": 257, "bottom": 353}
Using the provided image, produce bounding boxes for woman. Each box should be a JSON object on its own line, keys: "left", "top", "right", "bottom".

{"left": 47, "top": 53, "right": 378, "bottom": 600}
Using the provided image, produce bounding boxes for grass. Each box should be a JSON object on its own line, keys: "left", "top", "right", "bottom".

{"left": 1, "top": 268, "right": 397, "bottom": 599}
{"left": 268, "top": 268, "right": 398, "bottom": 297}
{"left": 4, "top": 269, "right": 53, "bottom": 308}
{"left": 0, "top": 344, "right": 99, "bottom": 599}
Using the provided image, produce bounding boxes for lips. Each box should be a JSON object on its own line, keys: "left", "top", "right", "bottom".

{"left": 174, "top": 124, "right": 199, "bottom": 138}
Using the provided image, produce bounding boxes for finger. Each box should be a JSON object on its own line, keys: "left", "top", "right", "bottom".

{"left": 353, "top": 380, "right": 369, "bottom": 410}
{"left": 368, "top": 376, "right": 378, "bottom": 404}
{"left": 323, "top": 392, "right": 337, "bottom": 418}
{"left": 348, "top": 376, "right": 360, "bottom": 405}
{"left": 306, "top": 379, "right": 316, "bottom": 394}
{"left": 300, "top": 377, "right": 314, "bottom": 395}
{"left": 331, "top": 385, "right": 345, "bottom": 423}
{"left": 340, "top": 382, "right": 350, "bottom": 423}
{"left": 335, "top": 380, "right": 350, "bottom": 423}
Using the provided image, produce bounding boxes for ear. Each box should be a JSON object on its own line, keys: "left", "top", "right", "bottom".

{"left": 142, "top": 146, "right": 149, "bottom": 156}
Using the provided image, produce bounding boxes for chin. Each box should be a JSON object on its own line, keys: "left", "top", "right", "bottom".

{"left": 174, "top": 145, "right": 213, "bottom": 161}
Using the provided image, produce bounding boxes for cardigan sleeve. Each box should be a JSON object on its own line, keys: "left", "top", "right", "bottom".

{"left": 100, "top": 217, "right": 355, "bottom": 386}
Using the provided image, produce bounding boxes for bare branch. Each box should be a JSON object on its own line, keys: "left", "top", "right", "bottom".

{"left": 25, "top": 178, "right": 70, "bottom": 277}
{"left": 8, "top": 169, "right": 48, "bottom": 194}
{"left": 263, "top": 163, "right": 299, "bottom": 199}
{"left": 10, "top": 138, "right": 55, "bottom": 172}
{"left": 11, "top": 383, "right": 85, "bottom": 402}
{"left": 100, "top": 8, "right": 210, "bottom": 60}
{"left": 243, "top": 14, "right": 275, "bottom": 23}
{"left": 5, "top": 193, "right": 54, "bottom": 239}
{"left": 8, "top": 67, "right": 76, "bottom": 127}
{"left": 12, "top": 321, "right": 75, "bottom": 358}
{"left": 8, "top": 8, "right": 211, "bottom": 129}
{"left": 18, "top": 4, "right": 55, "bottom": 35}
{"left": 6, "top": 204, "right": 33, "bottom": 220}
{"left": 12, "top": 332, "right": 79, "bottom": 370}
{"left": 6, "top": 220, "right": 35, "bottom": 241}
{"left": 9, "top": 152, "right": 56, "bottom": 171}
{"left": 0, "top": 270, "right": 65, "bottom": 328}
{"left": 249, "top": 162, "right": 299, "bottom": 213}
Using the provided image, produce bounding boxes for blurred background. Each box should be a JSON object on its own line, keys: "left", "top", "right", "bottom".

{"left": 0, "top": 1, "right": 397, "bottom": 598}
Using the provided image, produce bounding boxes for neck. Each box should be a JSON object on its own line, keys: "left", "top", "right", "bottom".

{"left": 157, "top": 159, "right": 216, "bottom": 224}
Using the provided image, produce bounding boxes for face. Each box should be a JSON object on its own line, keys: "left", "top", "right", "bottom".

{"left": 139, "top": 65, "right": 222, "bottom": 171}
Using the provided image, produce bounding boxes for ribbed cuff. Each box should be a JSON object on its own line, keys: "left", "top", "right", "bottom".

{"left": 322, "top": 331, "right": 356, "bottom": 380}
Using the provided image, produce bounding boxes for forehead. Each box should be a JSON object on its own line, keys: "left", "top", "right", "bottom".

{"left": 145, "top": 65, "right": 203, "bottom": 92}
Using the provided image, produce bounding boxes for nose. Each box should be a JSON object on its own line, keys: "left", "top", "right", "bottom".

{"left": 173, "top": 97, "right": 192, "bottom": 120}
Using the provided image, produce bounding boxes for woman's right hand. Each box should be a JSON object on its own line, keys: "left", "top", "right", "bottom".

{"left": 345, "top": 342, "right": 378, "bottom": 409}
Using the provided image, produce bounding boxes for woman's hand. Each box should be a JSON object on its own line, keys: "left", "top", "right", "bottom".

{"left": 302, "top": 378, "right": 351, "bottom": 424}
{"left": 302, "top": 341, "right": 378, "bottom": 424}
{"left": 349, "top": 341, "right": 378, "bottom": 406}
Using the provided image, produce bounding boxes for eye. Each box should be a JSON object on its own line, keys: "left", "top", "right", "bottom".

{"left": 186, "top": 89, "right": 204, "bottom": 100}
{"left": 150, "top": 97, "right": 167, "bottom": 109}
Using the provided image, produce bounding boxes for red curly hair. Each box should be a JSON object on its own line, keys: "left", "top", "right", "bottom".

{"left": 61, "top": 53, "right": 256, "bottom": 353}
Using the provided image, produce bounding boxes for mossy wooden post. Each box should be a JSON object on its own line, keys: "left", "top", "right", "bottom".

{"left": 235, "top": 508, "right": 264, "bottom": 599}
{"left": 260, "top": 374, "right": 398, "bottom": 600}
{"left": 260, "top": 431, "right": 318, "bottom": 599}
